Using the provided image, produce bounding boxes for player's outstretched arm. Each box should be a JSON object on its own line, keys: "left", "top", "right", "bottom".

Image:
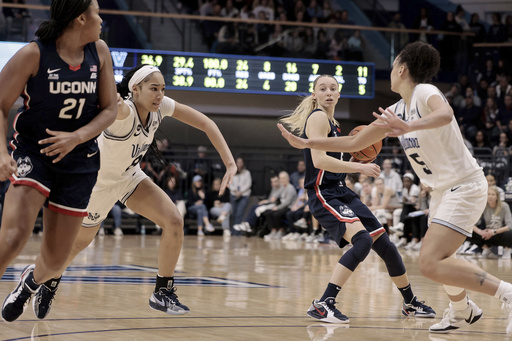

{"left": 173, "top": 102, "right": 237, "bottom": 195}
{"left": 278, "top": 122, "right": 387, "bottom": 153}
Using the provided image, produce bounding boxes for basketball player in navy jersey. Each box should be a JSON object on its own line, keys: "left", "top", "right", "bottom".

{"left": 280, "top": 74, "right": 435, "bottom": 323}
{"left": 0, "top": 0, "right": 117, "bottom": 322}
{"left": 278, "top": 41, "right": 512, "bottom": 334}
{"left": 33, "top": 64, "right": 237, "bottom": 318}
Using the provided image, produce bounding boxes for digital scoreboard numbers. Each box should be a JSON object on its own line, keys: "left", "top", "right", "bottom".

{"left": 110, "top": 48, "right": 374, "bottom": 98}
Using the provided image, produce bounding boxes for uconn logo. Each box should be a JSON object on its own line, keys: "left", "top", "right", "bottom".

{"left": 49, "top": 81, "right": 97, "bottom": 94}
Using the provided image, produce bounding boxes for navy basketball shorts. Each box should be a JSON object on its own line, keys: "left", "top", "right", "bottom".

{"left": 308, "top": 185, "right": 385, "bottom": 248}
{"left": 10, "top": 147, "right": 98, "bottom": 217}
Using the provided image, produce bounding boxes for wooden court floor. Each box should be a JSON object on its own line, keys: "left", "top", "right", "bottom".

{"left": 2, "top": 234, "right": 512, "bottom": 340}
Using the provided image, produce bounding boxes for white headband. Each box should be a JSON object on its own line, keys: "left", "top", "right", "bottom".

{"left": 128, "top": 65, "right": 161, "bottom": 94}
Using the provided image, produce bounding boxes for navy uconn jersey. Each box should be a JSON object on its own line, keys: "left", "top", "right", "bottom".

{"left": 97, "top": 97, "right": 175, "bottom": 186}
{"left": 11, "top": 39, "right": 100, "bottom": 172}
{"left": 303, "top": 109, "right": 345, "bottom": 189}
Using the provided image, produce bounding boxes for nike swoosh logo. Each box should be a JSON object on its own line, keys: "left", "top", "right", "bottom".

{"left": 315, "top": 306, "right": 326, "bottom": 316}
{"left": 87, "top": 151, "right": 98, "bottom": 158}
{"left": 451, "top": 186, "right": 461, "bottom": 192}
{"left": 47, "top": 68, "right": 61, "bottom": 74}
{"left": 465, "top": 310, "right": 473, "bottom": 323}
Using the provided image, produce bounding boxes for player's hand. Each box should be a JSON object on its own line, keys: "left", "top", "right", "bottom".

{"left": 0, "top": 151, "right": 17, "bottom": 180}
{"left": 218, "top": 163, "right": 237, "bottom": 196}
{"left": 360, "top": 162, "right": 381, "bottom": 178}
{"left": 371, "top": 107, "right": 410, "bottom": 137}
{"left": 277, "top": 123, "right": 309, "bottom": 149}
{"left": 39, "top": 128, "right": 80, "bottom": 163}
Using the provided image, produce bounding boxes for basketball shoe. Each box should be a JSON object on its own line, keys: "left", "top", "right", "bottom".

{"left": 33, "top": 278, "right": 60, "bottom": 319}
{"left": 149, "top": 286, "right": 190, "bottom": 315}
{"left": 402, "top": 296, "right": 436, "bottom": 318}
{"left": 500, "top": 290, "right": 512, "bottom": 334}
{"left": 429, "top": 299, "right": 482, "bottom": 333}
{"left": 307, "top": 298, "right": 349, "bottom": 323}
{"left": 2, "top": 264, "right": 38, "bottom": 322}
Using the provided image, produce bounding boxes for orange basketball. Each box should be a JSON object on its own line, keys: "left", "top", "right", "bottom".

{"left": 348, "top": 125, "right": 382, "bottom": 162}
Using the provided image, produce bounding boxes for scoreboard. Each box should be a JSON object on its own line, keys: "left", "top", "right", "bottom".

{"left": 110, "top": 48, "right": 375, "bottom": 98}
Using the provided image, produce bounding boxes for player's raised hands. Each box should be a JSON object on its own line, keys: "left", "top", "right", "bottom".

{"left": 372, "top": 107, "right": 410, "bottom": 137}
{"left": 277, "top": 123, "right": 309, "bottom": 149}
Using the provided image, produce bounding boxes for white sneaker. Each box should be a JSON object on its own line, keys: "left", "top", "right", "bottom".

{"left": 114, "top": 227, "right": 123, "bottom": 237}
{"left": 395, "top": 238, "right": 407, "bottom": 248}
{"left": 272, "top": 231, "right": 283, "bottom": 239}
{"left": 412, "top": 241, "right": 422, "bottom": 251}
{"left": 429, "top": 299, "right": 482, "bottom": 333}
{"left": 98, "top": 227, "right": 105, "bottom": 237}
{"left": 205, "top": 224, "right": 215, "bottom": 232}
{"left": 223, "top": 229, "right": 231, "bottom": 237}
{"left": 293, "top": 218, "right": 308, "bottom": 229}
{"left": 456, "top": 241, "right": 471, "bottom": 254}
{"left": 405, "top": 241, "right": 417, "bottom": 250}
{"left": 389, "top": 222, "right": 404, "bottom": 236}
{"left": 233, "top": 224, "right": 242, "bottom": 231}
{"left": 500, "top": 290, "right": 512, "bottom": 334}
{"left": 503, "top": 248, "right": 512, "bottom": 259}
{"left": 197, "top": 229, "right": 205, "bottom": 236}
{"left": 288, "top": 232, "right": 301, "bottom": 241}
{"left": 264, "top": 231, "right": 276, "bottom": 240}
{"left": 461, "top": 244, "right": 479, "bottom": 255}
{"left": 241, "top": 222, "right": 252, "bottom": 232}
{"left": 282, "top": 232, "right": 295, "bottom": 241}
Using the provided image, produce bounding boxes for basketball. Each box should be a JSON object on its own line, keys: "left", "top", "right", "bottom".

{"left": 348, "top": 125, "right": 382, "bottom": 162}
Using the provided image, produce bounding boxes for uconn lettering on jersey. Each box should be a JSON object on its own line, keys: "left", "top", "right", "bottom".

{"left": 49, "top": 81, "right": 97, "bottom": 94}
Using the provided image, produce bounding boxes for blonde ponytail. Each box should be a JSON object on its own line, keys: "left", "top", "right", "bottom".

{"left": 280, "top": 95, "right": 317, "bottom": 136}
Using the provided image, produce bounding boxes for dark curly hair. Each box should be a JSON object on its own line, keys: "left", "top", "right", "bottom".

{"left": 396, "top": 41, "right": 440, "bottom": 84}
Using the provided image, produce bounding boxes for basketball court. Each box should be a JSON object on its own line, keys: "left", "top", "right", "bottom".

{"left": 1, "top": 234, "right": 511, "bottom": 340}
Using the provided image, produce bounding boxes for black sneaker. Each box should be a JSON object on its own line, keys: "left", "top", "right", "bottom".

{"left": 33, "top": 278, "right": 60, "bottom": 319}
{"left": 306, "top": 297, "right": 349, "bottom": 323}
{"left": 2, "top": 264, "right": 38, "bottom": 322}
{"left": 402, "top": 296, "right": 436, "bottom": 318}
{"left": 149, "top": 287, "right": 190, "bottom": 315}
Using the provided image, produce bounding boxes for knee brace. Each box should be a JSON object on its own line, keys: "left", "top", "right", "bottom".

{"left": 339, "top": 230, "right": 373, "bottom": 271}
{"left": 372, "top": 233, "right": 406, "bottom": 277}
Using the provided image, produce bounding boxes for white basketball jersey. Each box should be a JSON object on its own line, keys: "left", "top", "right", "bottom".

{"left": 390, "top": 84, "right": 482, "bottom": 191}
{"left": 96, "top": 96, "right": 175, "bottom": 185}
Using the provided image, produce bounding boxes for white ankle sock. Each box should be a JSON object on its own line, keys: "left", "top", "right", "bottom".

{"left": 451, "top": 295, "right": 469, "bottom": 311}
{"left": 495, "top": 281, "right": 512, "bottom": 301}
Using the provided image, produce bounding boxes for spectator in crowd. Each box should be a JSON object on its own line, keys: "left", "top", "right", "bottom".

{"left": 454, "top": 5, "right": 469, "bottom": 32}
{"left": 477, "top": 79, "right": 489, "bottom": 103}
{"left": 321, "top": 1, "right": 333, "bottom": 21}
{"left": 456, "top": 94, "right": 482, "bottom": 141}
{"left": 164, "top": 175, "right": 187, "bottom": 219}
{"left": 190, "top": 145, "right": 211, "bottom": 186}
{"left": 187, "top": 175, "right": 215, "bottom": 236}
{"left": 465, "top": 186, "right": 512, "bottom": 258}
{"left": 379, "top": 158, "right": 403, "bottom": 198}
{"left": 347, "top": 29, "right": 365, "bottom": 61}
{"left": 413, "top": 7, "right": 434, "bottom": 43}
{"left": 486, "top": 173, "right": 506, "bottom": 201}
{"left": 472, "top": 130, "right": 493, "bottom": 172}
{"left": 221, "top": 0, "right": 239, "bottom": 18}
{"left": 496, "top": 76, "right": 512, "bottom": 109}
{"left": 478, "top": 60, "right": 497, "bottom": 87}
{"left": 369, "top": 177, "right": 402, "bottom": 229}
{"left": 492, "top": 132, "right": 510, "bottom": 185}
{"left": 263, "top": 171, "right": 297, "bottom": 240}
{"left": 469, "top": 13, "right": 487, "bottom": 44}
{"left": 233, "top": 173, "right": 282, "bottom": 234}
{"left": 240, "top": 22, "right": 258, "bottom": 55}
{"left": 460, "top": 86, "right": 482, "bottom": 108}
{"left": 216, "top": 21, "right": 242, "bottom": 54}
{"left": 314, "top": 29, "right": 330, "bottom": 60}
{"left": 290, "top": 160, "right": 306, "bottom": 191}
{"left": 253, "top": 0, "right": 274, "bottom": 21}
{"left": 200, "top": 3, "right": 223, "bottom": 52}
{"left": 445, "top": 83, "right": 464, "bottom": 109}
{"left": 338, "top": 9, "right": 355, "bottom": 38}
{"left": 255, "top": 10, "right": 271, "bottom": 44}
{"left": 282, "top": 177, "right": 308, "bottom": 241}
{"left": 394, "top": 173, "right": 421, "bottom": 249}
{"left": 387, "top": 12, "right": 409, "bottom": 54}
{"left": 207, "top": 177, "right": 232, "bottom": 237}
{"left": 487, "top": 12, "right": 507, "bottom": 43}
{"left": 439, "top": 11, "right": 462, "bottom": 72}
{"left": 230, "top": 156, "right": 252, "bottom": 226}
{"left": 496, "top": 94, "right": 512, "bottom": 132}
{"left": 98, "top": 202, "right": 124, "bottom": 237}
{"left": 306, "top": 0, "right": 322, "bottom": 20}
{"left": 2, "top": 0, "right": 31, "bottom": 41}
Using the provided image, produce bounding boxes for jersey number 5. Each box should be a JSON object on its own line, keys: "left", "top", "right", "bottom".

{"left": 59, "top": 98, "right": 86, "bottom": 119}
{"left": 409, "top": 153, "right": 432, "bottom": 175}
